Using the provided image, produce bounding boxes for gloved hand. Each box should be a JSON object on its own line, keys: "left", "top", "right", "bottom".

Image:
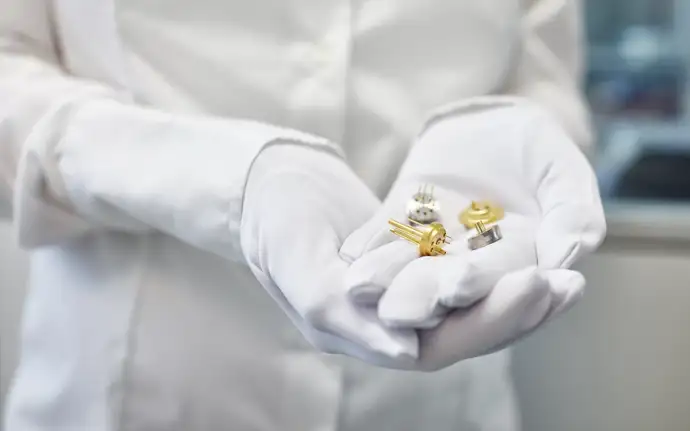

{"left": 339, "top": 98, "right": 606, "bottom": 371}
{"left": 241, "top": 143, "right": 418, "bottom": 367}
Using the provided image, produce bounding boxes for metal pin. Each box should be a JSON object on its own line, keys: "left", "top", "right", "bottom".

{"left": 389, "top": 219, "right": 449, "bottom": 256}
{"left": 410, "top": 218, "right": 453, "bottom": 244}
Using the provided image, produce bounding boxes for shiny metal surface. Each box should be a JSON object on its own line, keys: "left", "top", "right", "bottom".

{"left": 468, "top": 222, "right": 502, "bottom": 250}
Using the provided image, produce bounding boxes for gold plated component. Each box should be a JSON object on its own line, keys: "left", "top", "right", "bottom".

{"left": 467, "top": 221, "right": 502, "bottom": 251}
{"left": 459, "top": 201, "right": 504, "bottom": 229}
{"left": 388, "top": 219, "right": 450, "bottom": 256}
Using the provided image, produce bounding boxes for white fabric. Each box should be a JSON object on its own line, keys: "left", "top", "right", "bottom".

{"left": 242, "top": 144, "right": 418, "bottom": 365}
{"left": 1, "top": 0, "right": 594, "bottom": 430}
{"left": 340, "top": 99, "right": 605, "bottom": 370}
{"left": 11, "top": 82, "right": 339, "bottom": 259}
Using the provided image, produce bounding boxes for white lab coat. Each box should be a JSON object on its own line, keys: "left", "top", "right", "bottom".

{"left": 0, "top": 0, "right": 590, "bottom": 430}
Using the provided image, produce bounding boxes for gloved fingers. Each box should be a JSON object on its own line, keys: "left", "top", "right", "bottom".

{"left": 540, "top": 269, "right": 585, "bottom": 322}
{"left": 346, "top": 241, "right": 419, "bottom": 305}
{"left": 339, "top": 212, "right": 400, "bottom": 264}
{"left": 416, "top": 266, "right": 552, "bottom": 371}
{"left": 265, "top": 235, "right": 349, "bottom": 305}
{"left": 529, "top": 127, "right": 606, "bottom": 269}
{"left": 375, "top": 218, "right": 537, "bottom": 329}
{"left": 306, "top": 299, "right": 419, "bottom": 361}
{"left": 339, "top": 185, "right": 420, "bottom": 263}
{"left": 340, "top": 212, "right": 398, "bottom": 263}
{"left": 377, "top": 257, "right": 443, "bottom": 328}
{"left": 249, "top": 172, "right": 348, "bottom": 266}
{"left": 276, "top": 255, "right": 420, "bottom": 363}
{"left": 436, "top": 261, "right": 504, "bottom": 308}
{"left": 377, "top": 256, "right": 496, "bottom": 328}
{"left": 536, "top": 199, "right": 606, "bottom": 269}
{"left": 466, "top": 268, "right": 586, "bottom": 358}
{"left": 412, "top": 311, "right": 447, "bottom": 329}
{"left": 302, "top": 322, "right": 418, "bottom": 369}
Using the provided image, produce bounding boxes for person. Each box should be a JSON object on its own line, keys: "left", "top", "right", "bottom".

{"left": 0, "top": 0, "right": 606, "bottom": 430}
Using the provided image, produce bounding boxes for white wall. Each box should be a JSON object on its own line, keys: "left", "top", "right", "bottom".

{"left": 2, "top": 222, "right": 690, "bottom": 430}
{"left": 513, "top": 239, "right": 690, "bottom": 431}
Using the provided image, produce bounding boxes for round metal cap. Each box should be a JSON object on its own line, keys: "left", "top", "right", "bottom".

{"left": 467, "top": 224, "right": 502, "bottom": 250}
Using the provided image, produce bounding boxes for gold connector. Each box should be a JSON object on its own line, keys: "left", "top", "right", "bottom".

{"left": 459, "top": 201, "right": 504, "bottom": 229}
{"left": 389, "top": 219, "right": 450, "bottom": 256}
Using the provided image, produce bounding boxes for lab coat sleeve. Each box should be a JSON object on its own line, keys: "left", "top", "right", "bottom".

{"left": 0, "top": 0, "right": 339, "bottom": 261}
{"left": 421, "top": 0, "right": 591, "bottom": 150}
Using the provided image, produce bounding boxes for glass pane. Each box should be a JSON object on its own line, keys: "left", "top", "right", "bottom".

{"left": 586, "top": 0, "right": 674, "bottom": 45}
{"left": 587, "top": 0, "right": 690, "bottom": 203}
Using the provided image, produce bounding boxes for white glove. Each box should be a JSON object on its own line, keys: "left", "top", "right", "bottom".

{"left": 340, "top": 98, "right": 606, "bottom": 371}
{"left": 241, "top": 143, "right": 418, "bottom": 367}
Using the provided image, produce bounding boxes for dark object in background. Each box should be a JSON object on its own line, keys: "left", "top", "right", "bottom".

{"left": 586, "top": 57, "right": 685, "bottom": 120}
{"left": 616, "top": 151, "right": 690, "bottom": 200}
{"left": 597, "top": 125, "right": 690, "bottom": 201}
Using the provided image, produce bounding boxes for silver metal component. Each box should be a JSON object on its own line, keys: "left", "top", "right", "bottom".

{"left": 468, "top": 222, "right": 502, "bottom": 250}
{"left": 406, "top": 184, "right": 440, "bottom": 224}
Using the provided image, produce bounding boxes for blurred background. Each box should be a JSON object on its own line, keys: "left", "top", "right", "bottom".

{"left": 3, "top": 0, "right": 690, "bottom": 429}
